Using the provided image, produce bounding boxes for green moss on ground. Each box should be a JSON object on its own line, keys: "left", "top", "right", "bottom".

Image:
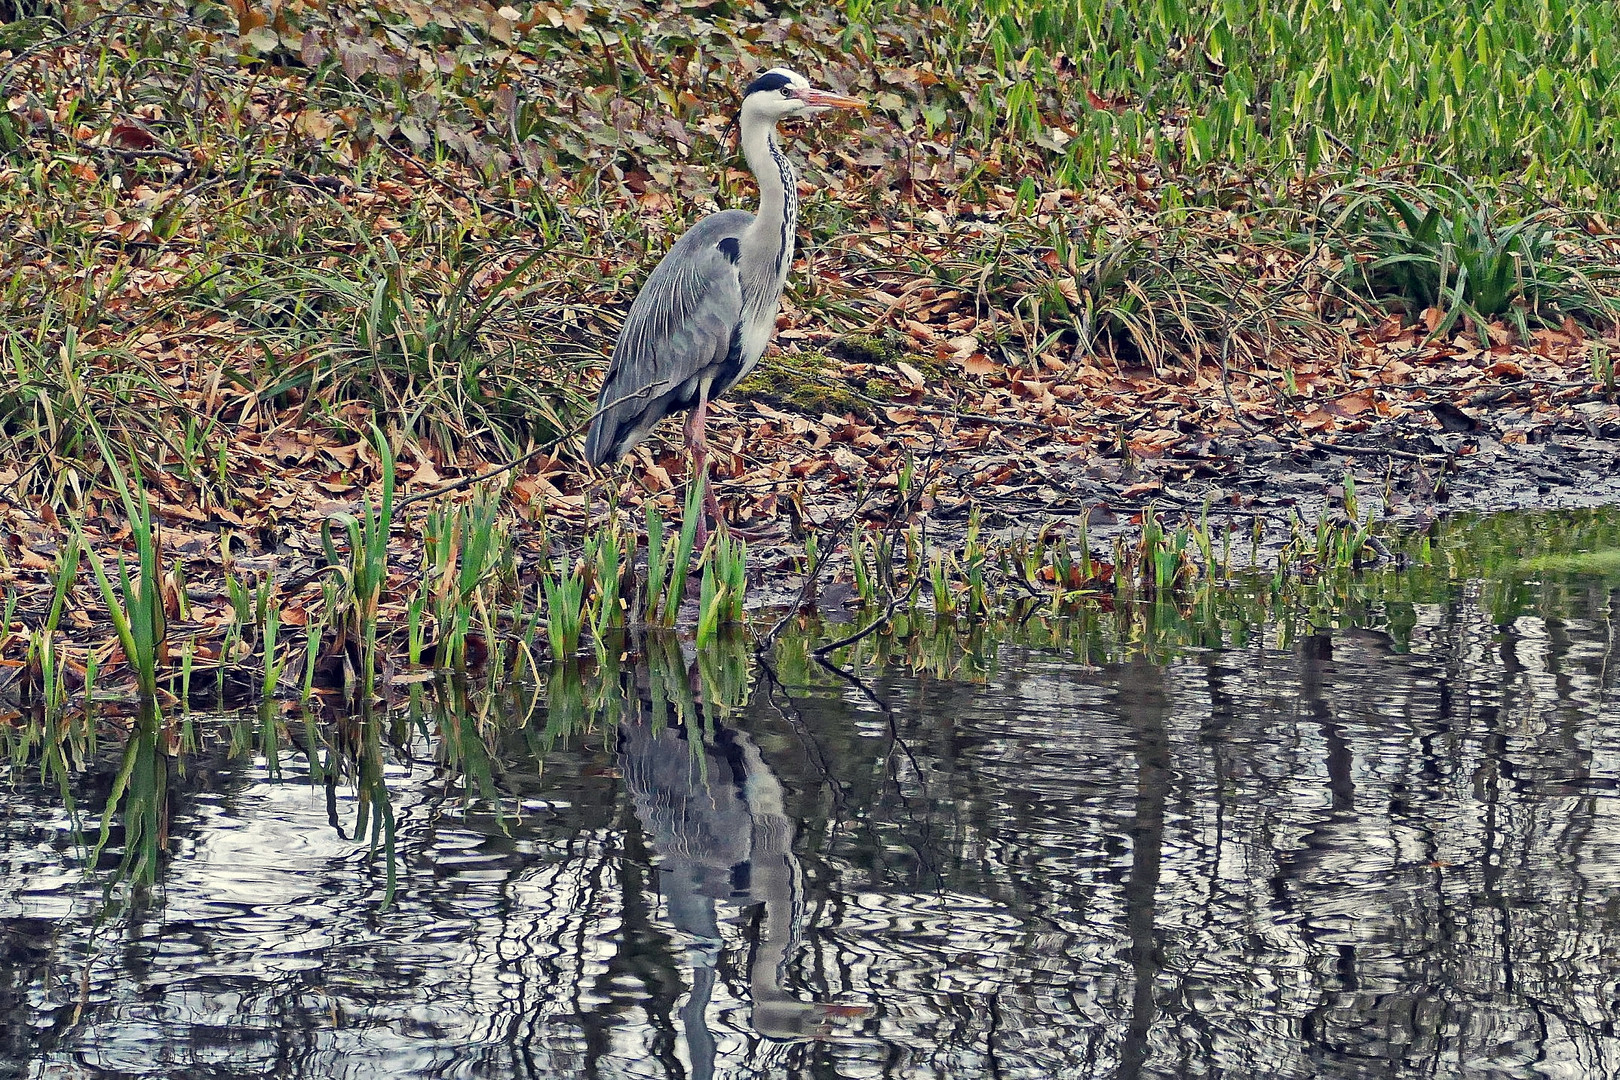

{"left": 831, "top": 333, "right": 907, "bottom": 366}
{"left": 735, "top": 352, "right": 882, "bottom": 418}
{"left": 828, "top": 333, "right": 945, "bottom": 381}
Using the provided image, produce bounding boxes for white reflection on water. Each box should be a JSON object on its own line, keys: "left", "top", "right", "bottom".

{"left": 2, "top": 577, "right": 1619, "bottom": 1080}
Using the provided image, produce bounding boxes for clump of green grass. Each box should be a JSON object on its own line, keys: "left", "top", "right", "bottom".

{"left": 1127, "top": 505, "right": 1196, "bottom": 601}
{"left": 319, "top": 426, "right": 396, "bottom": 700}
{"left": 643, "top": 480, "right": 704, "bottom": 629}
{"left": 541, "top": 553, "right": 590, "bottom": 660}
{"left": 585, "top": 518, "right": 629, "bottom": 651}
{"left": 0, "top": 319, "right": 200, "bottom": 506}
{"left": 228, "top": 244, "right": 578, "bottom": 457}
{"left": 696, "top": 527, "right": 747, "bottom": 648}
{"left": 1327, "top": 177, "right": 1620, "bottom": 340}
{"left": 80, "top": 434, "right": 167, "bottom": 701}
{"left": 16, "top": 536, "right": 83, "bottom": 714}
{"left": 421, "top": 488, "right": 511, "bottom": 669}
{"left": 912, "top": 206, "right": 1348, "bottom": 376}
{"left": 1010, "top": 519, "right": 1110, "bottom": 610}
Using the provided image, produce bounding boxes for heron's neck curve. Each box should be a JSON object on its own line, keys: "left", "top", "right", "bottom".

{"left": 739, "top": 111, "right": 798, "bottom": 282}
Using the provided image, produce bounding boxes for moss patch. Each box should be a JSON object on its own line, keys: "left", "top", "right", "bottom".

{"left": 735, "top": 352, "right": 882, "bottom": 418}
{"left": 828, "top": 332, "right": 946, "bottom": 382}
{"left": 831, "top": 332, "right": 906, "bottom": 365}
{"left": 735, "top": 334, "right": 951, "bottom": 420}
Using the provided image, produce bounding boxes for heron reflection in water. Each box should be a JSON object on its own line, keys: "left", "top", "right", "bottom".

{"left": 614, "top": 637, "right": 868, "bottom": 1071}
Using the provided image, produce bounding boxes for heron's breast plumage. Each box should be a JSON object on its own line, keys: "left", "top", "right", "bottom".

{"left": 721, "top": 145, "right": 797, "bottom": 395}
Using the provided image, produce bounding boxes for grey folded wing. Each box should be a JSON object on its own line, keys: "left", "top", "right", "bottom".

{"left": 583, "top": 210, "right": 752, "bottom": 465}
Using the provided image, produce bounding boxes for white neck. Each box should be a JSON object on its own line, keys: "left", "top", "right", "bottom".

{"left": 739, "top": 109, "right": 798, "bottom": 274}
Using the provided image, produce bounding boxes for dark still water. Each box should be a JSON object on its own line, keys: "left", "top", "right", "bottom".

{"left": 5, "top": 526, "right": 1620, "bottom": 1077}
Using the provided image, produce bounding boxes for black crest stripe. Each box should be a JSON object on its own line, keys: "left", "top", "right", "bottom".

{"left": 743, "top": 71, "right": 793, "bottom": 96}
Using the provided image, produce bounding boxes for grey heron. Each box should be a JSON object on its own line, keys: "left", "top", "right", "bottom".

{"left": 582, "top": 67, "right": 864, "bottom": 536}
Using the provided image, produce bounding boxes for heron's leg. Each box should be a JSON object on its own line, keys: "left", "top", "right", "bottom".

{"left": 683, "top": 397, "right": 722, "bottom": 545}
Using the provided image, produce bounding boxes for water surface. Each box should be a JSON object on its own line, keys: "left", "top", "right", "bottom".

{"left": 3, "top": 515, "right": 1620, "bottom": 1079}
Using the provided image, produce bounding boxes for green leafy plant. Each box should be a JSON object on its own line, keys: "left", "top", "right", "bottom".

{"left": 1329, "top": 179, "right": 1618, "bottom": 340}
{"left": 542, "top": 555, "right": 589, "bottom": 660}
{"left": 643, "top": 479, "right": 704, "bottom": 629}
{"left": 586, "top": 520, "right": 627, "bottom": 646}
{"left": 696, "top": 526, "right": 747, "bottom": 648}
{"left": 80, "top": 434, "right": 167, "bottom": 700}
{"left": 320, "top": 426, "right": 397, "bottom": 699}
{"left": 422, "top": 489, "right": 508, "bottom": 668}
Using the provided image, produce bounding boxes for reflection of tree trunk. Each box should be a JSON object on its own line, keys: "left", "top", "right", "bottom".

{"left": 1481, "top": 626, "right": 1520, "bottom": 1001}
{"left": 1196, "top": 653, "right": 1237, "bottom": 940}
{"left": 1118, "top": 659, "right": 1170, "bottom": 1080}
{"left": 1285, "top": 630, "right": 1364, "bottom": 1049}
{"left": 1551, "top": 586, "right": 1615, "bottom": 993}
{"left": 1607, "top": 587, "right": 1620, "bottom": 695}
{"left": 575, "top": 803, "right": 685, "bottom": 1080}
{"left": 1301, "top": 631, "right": 1354, "bottom": 813}
{"left": 630, "top": 824, "right": 689, "bottom": 1073}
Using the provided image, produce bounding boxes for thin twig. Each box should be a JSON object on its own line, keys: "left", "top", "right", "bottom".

{"left": 811, "top": 593, "right": 903, "bottom": 657}
{"left": 391, "top": 378, "right": 670, "bottom": 510}
{"left": 1307, "top": 437, "right": 1438, "bottom": 462}
{"left": 0, "top": 11, "right": 197, "bottom": 86}
{"left": 73, "top": 137, "right": 192, "bottom": 165}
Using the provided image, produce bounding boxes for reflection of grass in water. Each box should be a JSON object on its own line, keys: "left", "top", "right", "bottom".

{"left": 1518, "top": 549, "right": 1620, "bottom": 575}
{"left": 815, "top": 507, "right": 1620, "bottom": 677}
{"left": 91, "top": 701, "right": 168, "bottom": 888}
{"left": 11, "top": 511, "right": 1620, "bottom": 899}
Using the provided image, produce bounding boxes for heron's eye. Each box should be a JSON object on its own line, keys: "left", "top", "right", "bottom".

{"left": 781, "top": 88, "right": 794, "bottom": 98}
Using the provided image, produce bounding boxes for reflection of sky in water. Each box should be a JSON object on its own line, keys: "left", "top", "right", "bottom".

{"left": 1, "top": 577, "right": 1619, "bottom": 1079}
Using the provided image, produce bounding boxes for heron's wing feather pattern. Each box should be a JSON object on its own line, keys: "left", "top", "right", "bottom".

{"left": 584, "top": 210, "right": 752, "bottom": 465}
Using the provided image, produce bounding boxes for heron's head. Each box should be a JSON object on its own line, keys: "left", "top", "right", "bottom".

{"left": 740, "top": 67, "right": 864, "bottom": 122}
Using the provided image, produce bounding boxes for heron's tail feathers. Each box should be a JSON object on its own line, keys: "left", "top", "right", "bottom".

{"left": 582, "top": 415, "right": 614, "bottom": 467}
{"left": 583, "top": 400, "right": 650, "bottom": 466}
{"left": 585, "top": 361, "right": 683, "bottom": 467}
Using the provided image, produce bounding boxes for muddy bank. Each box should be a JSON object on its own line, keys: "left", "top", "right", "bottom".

{"left": 978, "top": 399, "right": 1620, "bottom": 534}
{"left": 2, "top": 328, "right": 1616, "bottom": 696}
{"left": 732, "top": 381, "right": 1620, "bottom": 611}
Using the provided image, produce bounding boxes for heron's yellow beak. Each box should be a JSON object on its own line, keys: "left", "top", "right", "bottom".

{"left": 798, "top": 88, "right": 866, "bottom": 111}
